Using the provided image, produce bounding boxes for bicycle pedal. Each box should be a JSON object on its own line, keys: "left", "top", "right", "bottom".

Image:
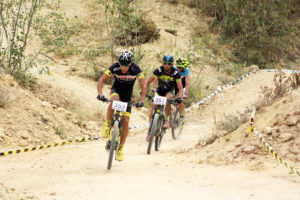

{"left": 114, "top": 141, "right": 119, "bottom": 150}
{"left": 105, "top": 140, "right": 111, "bottom": 151}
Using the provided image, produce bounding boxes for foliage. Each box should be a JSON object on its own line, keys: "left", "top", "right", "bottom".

{"left": 34, "top": 6, "right": 84, "bottom": 58}
{"left": 105, "top": 0, "right": 159, "bottom": 47}
{"left": 55, "top": 125, "right": 67, "bottom": 139}
{"left": 202, "top": 0, "right": 300, "bottom": 66}
{"left": 256, "top": 69, "right": 300, "bottom": 111}
{"left": 0, "top": 0, "right": 47, "bottom": 87}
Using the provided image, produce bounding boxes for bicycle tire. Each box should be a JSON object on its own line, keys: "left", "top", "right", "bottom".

{"left": 147, "top": 113, "right": 159, "bottom": 155}
{"left": 107, "top": 120, "right": 119, "bottom": 170}
{"left": 155, "top": 116, "right": 164, "bottom": 151}
{"left": 171, "top": 109, "right": 183, "bottom": 140}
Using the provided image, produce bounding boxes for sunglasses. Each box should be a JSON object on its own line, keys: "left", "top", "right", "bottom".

{"left": 120, "top": 65, "right": 130, "bottom": 68}
{"left": 163, "top": 62, "right": 173, "bottom": 65}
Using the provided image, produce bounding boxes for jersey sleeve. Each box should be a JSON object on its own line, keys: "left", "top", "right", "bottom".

{"left": 152, "top": 68, "right": 160, "bottom": 78}
{"left": 133, "top": 65, "right": 144, "bottom": 80}
{"left": 174, "top": 71, "right": 181, "bottom": 82}
{"left": 105, "top": 65, "right": 114, "bottom": 77}
{"left": 185, "top": 68, "right": 191, "bottom": 76}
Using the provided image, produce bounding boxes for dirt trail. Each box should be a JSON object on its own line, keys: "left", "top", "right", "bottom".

{"left": 1, "top": 70, "right": 300, "bottom": 200}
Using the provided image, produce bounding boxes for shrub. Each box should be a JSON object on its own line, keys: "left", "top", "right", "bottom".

{"left": 202, "top": 0, "right": 300, "bottom": 66}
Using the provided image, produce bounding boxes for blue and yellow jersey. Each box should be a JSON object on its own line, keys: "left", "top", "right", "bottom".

{"left": 152, "top": 66, "right": 181, "bottom": 90}
{"left": 173, "top": 66, "right": 190, "bottom": 88}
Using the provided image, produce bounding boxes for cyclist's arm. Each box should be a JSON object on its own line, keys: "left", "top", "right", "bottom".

{"left": 137, "top": 74, "right": 146, "bottom": 102}
{"left": 185, "top": 75, "right": 191, "bottom": 95}
{"left": 176, "top": 79, "right": 183, "bottom": 98}
{"left": 97, "top": 72, "right": 111, "bottom": 95}
{"left": 144, "top": 76, "right": 156, "bottom": 92}
{"left": 153, "top": 77, "right": 158, "bottom": 90}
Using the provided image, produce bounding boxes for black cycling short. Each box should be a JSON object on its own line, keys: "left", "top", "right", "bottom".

{"left": 110, "top": 87, "right": 132, "bottom": 113}
{"left": 156, "top": 87, "right": 177, "bottom": 97}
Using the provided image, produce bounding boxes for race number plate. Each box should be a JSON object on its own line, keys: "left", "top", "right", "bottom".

{"left": 153, "top": 96, "right": 167, "bottom": 105}
{"left": 112, "top": 101, "right": 128, "bottom": 112}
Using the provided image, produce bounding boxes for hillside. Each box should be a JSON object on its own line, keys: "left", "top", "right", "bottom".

{"left": 0, "top": 0, "right": 300, "bottom": 200}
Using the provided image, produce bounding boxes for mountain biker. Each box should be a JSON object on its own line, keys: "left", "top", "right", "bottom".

{"left": 153, "top": 57, "right": 191, "bottom": 98}
{"left": 144, "top": 55, "right": 184, "bottom": 141}
{"left": 173, "top": 58, "right": 191, "bottom": 99}
{"left": 97, "top": 50, "right": 146, "bottom": 161}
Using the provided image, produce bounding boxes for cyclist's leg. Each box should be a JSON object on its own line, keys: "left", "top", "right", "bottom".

{"left": 163, "top": 89, "right": 175, "bottom": 128}
{"left": 117, "top": 91, "right": 132, "bottom": 161}
{"left": 102, "top": 88, "right": 119, "bottom": 138}
{"left": 176, "top": 88, "right": 185, "bottom": 127}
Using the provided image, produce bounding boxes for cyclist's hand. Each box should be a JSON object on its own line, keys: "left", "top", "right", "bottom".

{"left": 151, "top": 88, "right": 156, "bottom": 93}
{"left": 97, "top": 94, "right": 106, "bottom": 102}
{"left": 175, "top": 97, "right": 183, "bottom": 103}
{"left": 136, "top": 101, "right": 144, "bottom": 108}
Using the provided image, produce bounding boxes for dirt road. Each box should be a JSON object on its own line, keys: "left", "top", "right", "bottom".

{"left": 1, "top": 71, "right": 300, "bottom": 200}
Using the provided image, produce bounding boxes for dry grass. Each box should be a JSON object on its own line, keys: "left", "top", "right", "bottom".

{"left": 0, "top": 87, "right": 10, "bottom": 108}
{"left": 256, "top": 69, "right": 300, "bottom": 111}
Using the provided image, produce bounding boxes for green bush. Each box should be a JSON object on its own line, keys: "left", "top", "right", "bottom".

{"left": 107, "top": 0, "right": 159, "bottom": 46}
{"left": 201, "top": 0, "right": 300, "bottom": 66}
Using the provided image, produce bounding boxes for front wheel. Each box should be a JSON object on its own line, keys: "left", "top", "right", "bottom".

{"left": 147, "top": 113, "right": 159, "bottom": 155}
{"left": 155, "top": 116, "right": 164, "bottom": 151}
{"left": 107, "top": 120, "right": 119, "bottom": 170}
{"left": 171, "top": 109, "right": 183, "bottom": 140}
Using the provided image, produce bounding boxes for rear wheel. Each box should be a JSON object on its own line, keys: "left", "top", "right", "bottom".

{"left": 107, "top": 121, "right": 119, "bottom": 170}
{"left": 171, "top": 109, "right": 183, "bottom": 139}
{"left": 147, "top": 113, "right": 159, "bottom": 154}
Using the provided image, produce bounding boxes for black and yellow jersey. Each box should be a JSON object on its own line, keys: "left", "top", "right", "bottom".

{"left": 152, "top": 66, "right": 181, "bottom": 90}
{"left": 105, "top": 63, "right": 144, "bottom": 92}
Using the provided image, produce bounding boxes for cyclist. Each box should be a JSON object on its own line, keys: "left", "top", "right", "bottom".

{"left": 174, "top": 58, "right": 191, "bottom": 98}
{"left": 97, "top": 50, "right": 146, "bottom": 161}
{"left": 144, "top": 55, "right": 184, "bottom": 141}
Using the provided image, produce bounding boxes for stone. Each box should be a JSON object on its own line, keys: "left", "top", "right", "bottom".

{"left": 19, "top": 131, "right": 30, "bottom": 139}
{"left": 243, "top": 145, "right": 257, "bottom": 154}
{"left": 0, "top": 127, "right": 5, "bottom": 138}
{"left": 57, "top": 107, "right": 67, "bottom": 113}
{"left": 285, "top": 116, "right": 298, "bottom": 126}
{"left": 264, "top": 126, "right": 273, "bottom": 135}
{"left": 41, "top": 101, "right": 52, "bottom": 108}
{"left": 279, "top": 133, "right": 294, "bottom": 143}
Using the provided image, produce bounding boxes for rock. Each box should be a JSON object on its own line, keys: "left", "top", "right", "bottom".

{"left": 0, "top": 127, "right": 5, "bottom": 138}
{"left": 296, "top": 155, "right": 300, "bottom": 162}
{"left": 285, "top": 116, "right": 298, "bottom": 126}
{"left": 248, "top": 65, "right": 259, "bottom": 71}
{"left": 86, "top": 121, "right": 97, "bottom": 130}
{"left": 279, "top": 133, "right": 294, "bottom": 143}
{"left": 41, "top": 101, "right": 52, "bottom": 108}
{"left": 19, "top": 140, "right": 28, "bottom": 147}
{"left": 19, "top": 130, "right": 30, "bottom": 139}
{"left": 264, "top": 126, "right": 273, "bottom": 135}
{"left": 243, "top": 145, "right": 257, "bottom": 154}
{"left": 57, "top": 107, "right": 67, "bottom": 113}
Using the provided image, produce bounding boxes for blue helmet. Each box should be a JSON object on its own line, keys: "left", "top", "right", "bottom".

{"left": 163, "top": 55, "right": 174, "bottom": 64}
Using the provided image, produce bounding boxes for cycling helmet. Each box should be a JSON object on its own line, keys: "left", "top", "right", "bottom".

{"left": 119, "top": 50, "right": 132, "bottom": 66}
{"left": 176, "top": 58, "right": 189, "bottom": 69}
{"left": 162, "top": 55, "right": 174, "bottom": 64}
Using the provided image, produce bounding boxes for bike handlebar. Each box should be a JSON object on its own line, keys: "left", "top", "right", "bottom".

{"left": 146, "top": 94, "right": 182, "bottom": 104}
{"left": 102, "top": 98, "right": 139, "bottom": 107}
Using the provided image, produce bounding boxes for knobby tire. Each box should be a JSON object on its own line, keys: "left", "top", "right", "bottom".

{"left": 171, "top": 109, "right": 183, "bottom": 140}
{"left": 155, "top": 117, "right": 164, "bottom": 151}
{"left": 107, "top": 120, "right": 119, "bottom": 170}
{"left": 147, "top": 113, "right": 159, "bottom": 155}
